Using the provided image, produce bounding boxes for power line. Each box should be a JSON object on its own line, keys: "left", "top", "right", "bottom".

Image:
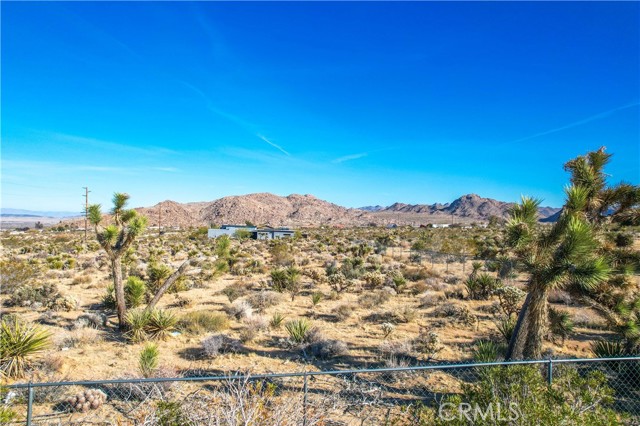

{"left": 82, "top": 187, "right": 90, "bottom": 243}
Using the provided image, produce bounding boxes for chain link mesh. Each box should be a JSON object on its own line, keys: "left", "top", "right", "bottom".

{"left": 4, "top": 358, "right": 639, "bottom": 425}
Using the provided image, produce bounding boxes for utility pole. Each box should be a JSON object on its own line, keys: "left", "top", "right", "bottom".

{"left": 82, "top": 187, "right": 90, "bottom": 243}
{"left": 158, "top": 202, "right": 162, "bottom": 237}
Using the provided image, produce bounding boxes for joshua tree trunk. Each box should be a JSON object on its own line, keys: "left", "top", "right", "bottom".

{"left": 145, "top": 259, "right": 192, "bottom": 312}
{"left": 522, "top": 284, "right": 550, "bottom": 359}
{"left": 505, "top": 291, "right": 532, "bottom": 360}
{"left": 111, "top": 257, "right": 126, "bottom": 330}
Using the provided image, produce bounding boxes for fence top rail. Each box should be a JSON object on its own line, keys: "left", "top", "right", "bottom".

{"left": 7, "top": 356, "right": 640, "bottom": 389}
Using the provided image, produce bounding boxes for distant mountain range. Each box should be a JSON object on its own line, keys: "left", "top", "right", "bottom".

{"left": 53, "top": 193, "right": 560, "bottom": 229}
{"left": 0, "top": 208, "right": 82, "bottom": 218}
{"left": 360, "top": 194, "right": 560, "bottom": 223}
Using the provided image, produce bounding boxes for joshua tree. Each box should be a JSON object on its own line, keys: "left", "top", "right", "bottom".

{"left": 506, "top": 148, "right": 639, "bottom": 359}
{"left": 89, "top": 193, "right": 148, "bottom": 329}
{"left": 505, "top": 192, "right": 609, "bottom": 359}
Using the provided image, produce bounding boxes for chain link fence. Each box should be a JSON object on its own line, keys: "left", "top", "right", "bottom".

{"left": 3, "top": 357, "right": 639, "bottom": 425}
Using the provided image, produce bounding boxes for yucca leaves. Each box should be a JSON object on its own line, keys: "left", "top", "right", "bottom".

{"left": 285, "top": 319, "right": 311, "bottom": 344}
{"left": 0, "top": 319, "right": 51, "bottom": 378}
{"left": 138, "top": 343, "right": 159, "bottom": 378}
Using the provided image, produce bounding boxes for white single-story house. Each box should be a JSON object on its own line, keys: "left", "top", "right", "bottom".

{"left": 207, "top": 225, "right": 256, "bottom": 238}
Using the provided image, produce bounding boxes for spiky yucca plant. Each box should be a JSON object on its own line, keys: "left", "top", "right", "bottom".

{"left": 270, "top": 312, "right": 285, "bottom": 329}
{"left": 147, "top": 309, "right": 177, "bottom": 341}
{"left": 125, "top": 309, "right": 152, "bottom": 343}
{"left": 125, "top": 276, "right": 147, "bottom": 308}
{"left": 0, "top": 318, "right": 51, "bottom": 378}
{"left": 138, "top": 342, "right": 159, "bottom": 378}
{"left": 284, "top": 319, "right": 311, "bottom": 344}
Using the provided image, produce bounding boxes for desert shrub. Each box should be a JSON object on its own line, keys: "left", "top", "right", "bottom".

{"left": 434, "top": 303, "right": 476, "bottom": 326}
{"left": 494, "top": 285, "right": 526, "bottom": 317}
{"left": 125, "top": 309, "right": 152, "bottom": 343}
{"left": 54, "top": 327, "right": 101, "bottom": 350}
{"left": 240, "top": 316, "right": 269, "bottom": 342}
{"left": 139, "top": 342, "right": 159, "bottom": 378}
{"left": 591, "top": 339, "right": 627, "bottom": 358}
{"left": 327, "top": 272, "right": 353, "bottom": 293}
{"left": 246, "top": 291, "right": 284, "bottom": 312}
{"left": 9, "top": 282, "right": 60, "bottom": 308}
{"left": 73, "top": 312, "right": 107, "bottom": 329}
{"left": 221, "top": 284, "right": 250, "bottom": 303}
{"left": 614, "top": 232, "right": 634, "bottom": 248}
{"left": 472, "top": 340, "right": 503, "bottom": 362}
{"left": 395, "top": 306, "right": 418, "bottom": 323}
{"left": 284, "top": 319, "right": 312, "bottom": 344}
{"left": 412, "top": 328, "right": 441, "bottom": 358}
{"left": 269, "top": 240, "right": 294, "bottom": 266}
{"left": 202, "top": 334, "right": 242, "bottom": 358}
{"left": 388, "top": 272, "right": 407, "bottom": 291}
{"left": 0, "top": 317, "right": 51, "bottom": 378}
{"left": 357, "top": 290, "right": 391, "bottom": 309}
{"left": 306, "top": 339, "right": 348, "bottom": 359}
{"left": 419, "top": 291, "right": 446, "bottom": 308}
{"left": 226, "top": 300, "right": 254, "bottom": 320}
{"left": 381, "top": 322, "right": 396, "bottom": 338}
{"left": 102, "top": 284, "right": 117, "bottom": 309}
{"left": 379, "top": 339, "right": 414, "bottom": 364}
{"left": 178, "top": 311, "right": 229, "bottom": 335}
{"left": 154, "top": 401, "right": 191, "bottom": 426}
{"left": 465, "top": 273, "right": 500, "bottom": 300}
{"left": 147, "top": 262, "right": 172, "bottom": 293}
{"left": 443, "top": 284, "right": 467, "bottom": 299}
{"left": 310, "top": 292, "right": 323, "bottom": 307}
{"left": 496, "top": 316, "right": 516, "bottom": 343}
{"left": 0, "top": 258, "right": 41, "bottom": 294}
{"left": 125, "top": 276, "right": 147, "bottom": 308}
{"left": 270, "top": 312, "right": 285, "bottom": 329}
{"left": 331, "top": 304, "right": 354, "bottom": 321}
{"left": 397, "top": 365, "right": 620, "bottom": 425}
{"left": 147, "top": 309, "right": 177, "bottom": 341}
{"left": 362, "top": 271, "right": 385, "bottom": 289}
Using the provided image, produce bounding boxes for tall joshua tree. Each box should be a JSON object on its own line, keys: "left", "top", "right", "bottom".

{"left": 505, "top": 192, "right": 610, "bottom": 359}
{"left": 88, "top": 193, "right": 148, "bottom": 329}
{"left": 506, "top": 147, "right": 639, "bottom": 359}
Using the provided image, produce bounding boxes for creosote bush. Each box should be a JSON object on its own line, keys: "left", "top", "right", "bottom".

{"left": 178, "top": 311, "right": 229, "bottom": 335}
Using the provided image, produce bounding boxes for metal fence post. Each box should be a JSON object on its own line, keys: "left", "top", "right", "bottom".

{"left": 303, "top": 373, "right": 308, "bottom": 426}
{"left": 26, "top": 382, "right": 33, "bottom": 426}
{"left": 548, "top": 359, "right": 553, "bottom": 385}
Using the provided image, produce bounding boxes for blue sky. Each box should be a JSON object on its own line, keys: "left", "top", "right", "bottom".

{"left": 2, "top": 2, "right": 638, "bottom": 212}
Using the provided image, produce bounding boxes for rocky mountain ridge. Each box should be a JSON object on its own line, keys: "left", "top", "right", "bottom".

{"left": 61, "top": 192, "right": 560, "bottom": 228}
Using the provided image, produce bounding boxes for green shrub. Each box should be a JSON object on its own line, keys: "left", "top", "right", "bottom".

{"left": 125, "top": 276, "right": 147, "bottom": 308}
{"left": 139, "top": 343, "right": 159, "bottom": 378}
{"left": 270, "top": 312, "right": 285, "bottom": 329}
{"left": 147, "top": 309, "right": 177, "bottom": 341}
{"left": 155, "top": 400, "right": 191, "bottom": 426}
{"left": 125, "top": 309, "right": 152, "bottom": 343}
{"left": 391, "top": 364, "right": 621, "bottom": 425}
{"left": 472, "top": 340, "right": 503, "bottom": 362}
{"left": 177, "top": 311, "right": 229, "bottom": 335}
{"left": 0, "top": 318, "right": 51, "bottom": 378}
{"left": 285, "top": 319, "right": 311, "bottom": 344}
{"left": 465, "top": 273, "right": 500, "bottom": 300}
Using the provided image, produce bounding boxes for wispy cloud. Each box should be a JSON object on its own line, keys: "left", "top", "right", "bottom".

{"left": 332, "top": 152, "right": 368, "bottom": 164}
{"left": 178, "top": 80, "right": 256, "bottom": 129}
{"left": 42, "top": 131, "right": 177, "bottom": 156}
{"left": 257, "top": 134, "right": 291, "bottom": 156}
{"left": 152, "top": 167, "right": 179, "bottom": 173}
{"left": 510, "top": 101, "right": 640, "bottom": 144}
